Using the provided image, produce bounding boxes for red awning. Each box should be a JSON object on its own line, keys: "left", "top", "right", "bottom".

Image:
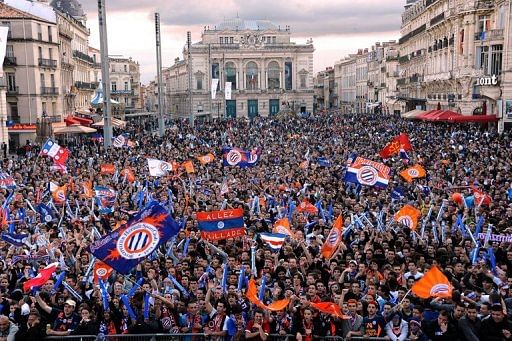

{"left": 64, "top": 116, "right": 81, "bottom": 126}
{"left": 447, "top": 115, "right": 498, "bottom": 123}
{"left": 64, "top": 115, "right": 94, "bottom": 126}
{"left": 431, "top": 110, "right": 461, "bottom": 121}
{"left": 417, "top": 110, "right": 443, "bottom": 120}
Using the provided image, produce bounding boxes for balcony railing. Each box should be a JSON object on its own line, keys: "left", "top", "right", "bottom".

{"left": 111, "top": 89, "right": 134, "bottom": 95}
{"left": 3, "top": 56, "right": 17, "bottom": 66}
{"left": 41, "top": 87, "right": 59, "bottom": 95}
{"left": 6, "top": 86, "right": 19, "bottom": 95}
{"left": 38, "top": 58, "right": 57, "bottom": 68}
{"left": 73, "top": 50, "right": 95, "bottom": 63}
{"left": 75, "top": 81, "right": 98, "bottom": 90}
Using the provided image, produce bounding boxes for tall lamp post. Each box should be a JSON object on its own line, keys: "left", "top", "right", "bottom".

{"left": 97, "top": 0, "right": 112, "bottom": 147}
{"left": 155, "top": 13, "right": 165, "bottom": 137}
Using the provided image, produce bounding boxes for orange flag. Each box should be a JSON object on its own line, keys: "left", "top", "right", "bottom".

{"left": 411, "top": 265, "right": 453, "bottom": 299}
{"left": 296, "top": 199, "right": 318, "bottom": 214}
{"left": 52, "top": 185, "right": 67, "bottom": 204}
{"left": 321, "top": 215, "right": 344, "bottom": 259}
{"left": 400, "top": 164, "right": 426, "bottom": 183}
{"left": 394, "top": 205, "right": 421, "bottom": 231}
{"left": 310, "top": 301, "right": 350, "bottom": 319}
{"left": 81, "top": 181, "right": 93, "bottom": 199}
{"left": 196, "top": 153, "right": 215, "bottom": 165}
{"left": 272, "top": 218, "right": 294, "bottom": 238}
{"left": 120, "top": 168, "right": 136, "bottom": 183}
{"left": 246, "top": 278, "right": 290, "bottom": 311}
{"left": 93, "top": 260, "right": 113, "bottom": 283}
{"left": 182, "top": 160, "right": 195, "bottom": 174}
{"left": 100, "top": 164, "right": 116, "bottom": 175}
{"left": 299, "top": 160, "right": 309, "bottom": 170}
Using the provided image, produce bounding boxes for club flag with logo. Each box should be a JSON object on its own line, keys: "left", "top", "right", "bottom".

{"left": 472, "top": 186, "right": 492, "bottom": 206}
{"left": 196, "top": 153, "right": 215, "bottom": 165}
{"left": 197, "top": 208, "right": 245, "bottom": 241}
{"left": 246, "top": 278, "right": 290, "bottom": 312}
{"left": 147, "top": 158, "right": 172, "bottom": 177}
{"left": 89, "top": 202, "right": 181, "bottom": 274}
{"left": 94, "top": 186, "right": 117, "bottom": 214}
{"left": 23, "top": 262, "right": 59, "bottom": 292}
{"left": 394, "top": 205, "right": 421, "bottom": 231}
{"left": 0, "top": 171, "right": 16, "bottom": 189}
{"left": 259, "top": 232, "right": 287, "bottom": 252}
{"left": 296, "top": 199, "right": 319, "bottom": 214}
{"left": 100, "top": 164, "right": 116, "bottom": 175}
{"left": 379, "top": 133, "right": 413, "bottom": 158}
{"left": 321, "top": 215, "right": 344, "bottom": 259}
{"left": 120, "top": 168, "right": 136, "bottom": 183}
{"left": 222, "top": 147, "right": 260, "bottom": 168}
{"left": 272, "top": 217, "right": 294, "bottom": 238}
{"left": 182, "top": 160, "right": 195, "bottom": 174}
{"left": 36, "top": 203, "right": 55, "bottom": 223}
{"left": 344, "top": 156, "right": 390, "bottom": 188}
{"left": 52, "top": 185, "right": 67, "bottom": 205}
{"left": 40, "top": 139, "right": 69, "bottom": 165}
{"left": 399, "top": 164, "right": 426, "bottom": 183}
{"left": 411, "top": 265, "right": 453, "bottom": 299}
{"left": 94, "top": 260, "right": 114, "bottom": 283}
{"left": 113, "top": 134, "right": 134, "bottom": 148}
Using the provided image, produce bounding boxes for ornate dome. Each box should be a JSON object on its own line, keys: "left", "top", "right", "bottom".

{"left": 50, "top": 0, "right": 85, "bottom": 19}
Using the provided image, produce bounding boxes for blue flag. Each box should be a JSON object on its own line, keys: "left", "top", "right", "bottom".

{"left": 36, "top": 203, "right": 55, "bottom": 223}
{"left": 317, "top": 157, "right": 332, "bottom": 167}
{"left": 391, "top": 187, "right": 405, "bottom": 200}
{"left": 88, "top": 202, "right": 181, "bottom": 274}
{"left": 1, "top": 233, "right": 28, "bottom": 247}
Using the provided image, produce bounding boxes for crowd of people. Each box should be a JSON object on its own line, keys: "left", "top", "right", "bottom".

{"left": 0, "top": 110, "right": 511, "bottom": 341}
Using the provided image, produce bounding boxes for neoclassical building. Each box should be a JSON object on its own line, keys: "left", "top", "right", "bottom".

{"left": 398, "top": 0, "right": 512, "bottom": 130}
{"left": 164, "top": 18, "right": 315, "bottom": 119}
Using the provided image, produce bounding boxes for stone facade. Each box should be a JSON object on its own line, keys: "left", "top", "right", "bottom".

{"left": 109, "top": 56, "right": 142, "bottom": 111}
{"left": 164, "top": 18, "right": 315, "bottom": 119}
{"left": 398, "top": 0, "right": 512, "bottom": 130}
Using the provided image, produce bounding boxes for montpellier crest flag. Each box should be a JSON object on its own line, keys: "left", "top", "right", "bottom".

{"left": 411, "top": 265, "right": 453, "bottom": 299}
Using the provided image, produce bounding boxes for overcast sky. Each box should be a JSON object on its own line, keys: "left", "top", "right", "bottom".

{"left": 84, "top": 0, "right": 404, "bottom": 84}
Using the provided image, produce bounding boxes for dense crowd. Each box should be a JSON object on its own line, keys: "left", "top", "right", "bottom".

{"left": 0, "top": 110, "right": 511, "bottom": 341}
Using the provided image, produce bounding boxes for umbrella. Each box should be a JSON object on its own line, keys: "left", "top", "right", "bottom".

{"left": 54, "top": 124, "right": 97, "bottom": 134}
{"left": 92, "top": 118, "right": 127, "bottom": 128}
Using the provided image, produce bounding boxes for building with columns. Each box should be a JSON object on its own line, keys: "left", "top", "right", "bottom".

{"left": 398, "top": 0, "right": 512, "bottom": 131}
{"left": 164, "top": 18, "right": 315, "bottom": 119}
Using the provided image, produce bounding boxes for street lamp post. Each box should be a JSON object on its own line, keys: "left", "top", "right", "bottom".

{"left": 97, "top": 0, "right": 112, "bottom": 147}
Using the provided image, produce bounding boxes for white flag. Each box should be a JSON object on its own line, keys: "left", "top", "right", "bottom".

{"left": 0, "top": 27, "right": 8, "bottom": 77}
{"left": 211, "top": 78, "right": 219, "bottom": 99}
{"left": 147, "top": 158, "right": 172, "bottom": 177}
{"left": 225, "top": 82, "right": 232, "bottom": 100}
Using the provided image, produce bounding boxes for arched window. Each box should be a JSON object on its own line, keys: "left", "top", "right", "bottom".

{"left": 225, "top": 62, "right": 237, "bottom": 90}
{"left": 267, "top": 61, "right": 280, "bottom": 89}
{"left": 246, "top": 62, "right": 258, "bottom": 90}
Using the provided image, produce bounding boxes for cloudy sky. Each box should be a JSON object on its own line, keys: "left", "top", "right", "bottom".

{"left": 84, "top": 0, "right": 404, "bottom": 84}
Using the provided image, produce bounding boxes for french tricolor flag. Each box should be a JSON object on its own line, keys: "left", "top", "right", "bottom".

{"left": 40, "top": 139, "right": 69, "bottom": 165}
{"left": 259, "top": 232, "right": 287, "bottom": 252}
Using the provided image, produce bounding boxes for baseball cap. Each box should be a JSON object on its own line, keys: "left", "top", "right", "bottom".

{"left": 64, "top": 299, "right": 76, "bottom": 308}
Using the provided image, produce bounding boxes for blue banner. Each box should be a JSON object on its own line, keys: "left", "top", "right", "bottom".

{"left": 88, "top": 202, "right": 181, "bottom": 274}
